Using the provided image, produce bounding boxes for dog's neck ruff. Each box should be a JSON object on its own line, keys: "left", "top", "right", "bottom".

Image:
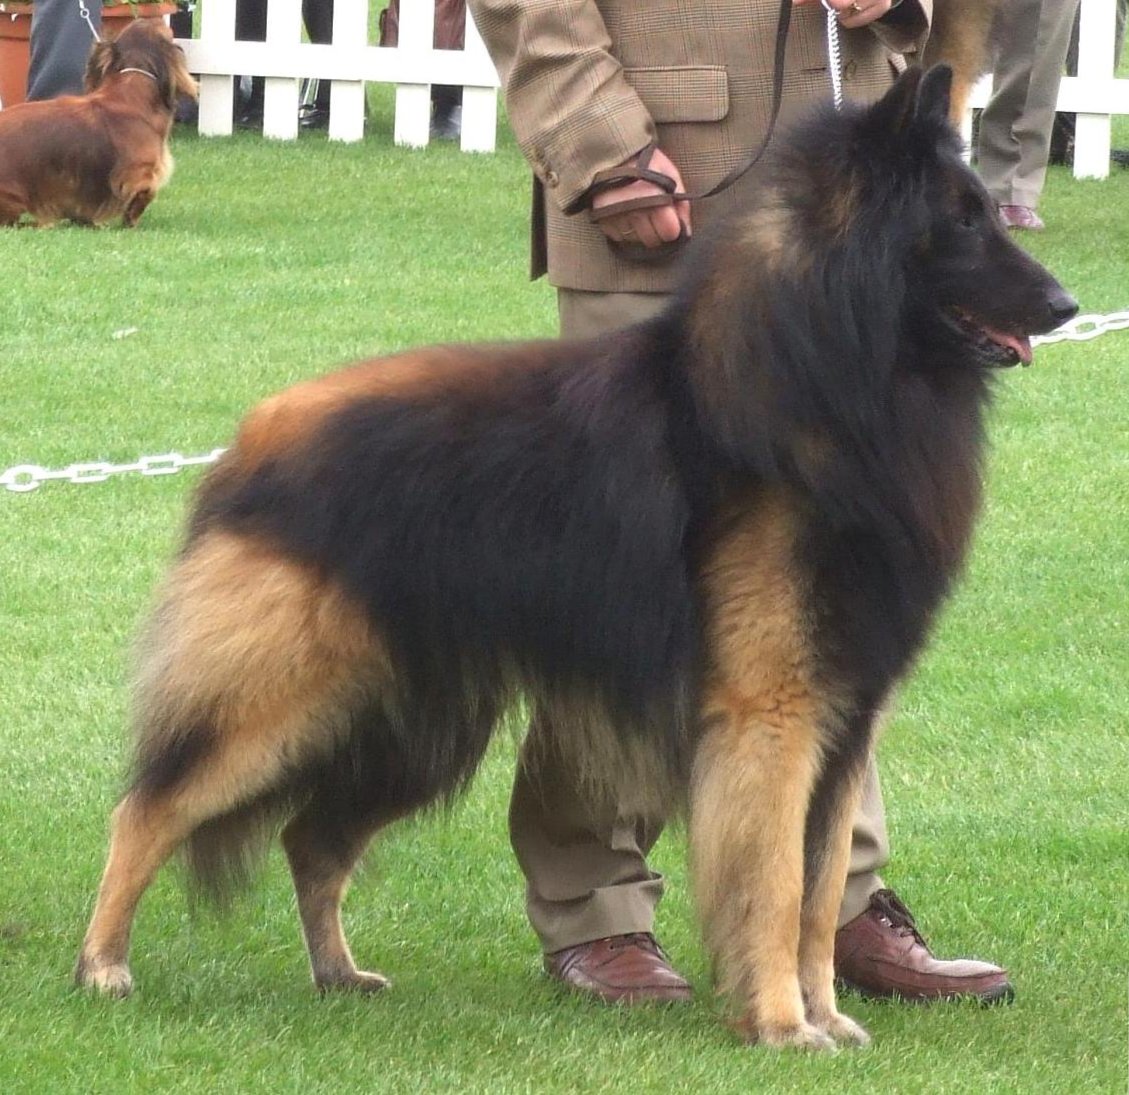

{"left": 118, "top": 68, "right": 159, "bottom": 83}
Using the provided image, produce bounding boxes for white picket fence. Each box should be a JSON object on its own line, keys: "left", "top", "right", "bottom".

{"left": 177, "top": 0, "right": 1127, "bottom": 175}
{"left": 964, "top": 0, "right": 1128, "bottom": 178}
{"left": 177, "top": 0, "right": 501, "bottom": 150}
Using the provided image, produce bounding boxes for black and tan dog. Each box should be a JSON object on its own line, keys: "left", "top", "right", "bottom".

{"left": 0, "top": 20, "right": 196, "bottom": 227}
{"left": 76, "top": 66, "right": 1074, "bottom": 1049}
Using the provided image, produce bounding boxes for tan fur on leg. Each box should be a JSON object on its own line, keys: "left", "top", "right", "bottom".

{"left": 690, "top": 492, "right": 840, "bottom": 1051}
{"left": 76, "top": 532, "right": 388, "bottom": 995}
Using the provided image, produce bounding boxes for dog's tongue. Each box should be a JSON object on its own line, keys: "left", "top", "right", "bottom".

{"left": 985, "top": 327, "right": 1033, "bottom": 364}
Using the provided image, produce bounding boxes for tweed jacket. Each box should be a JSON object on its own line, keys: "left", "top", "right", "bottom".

{"left": 468, "top": 0, "right": 933, "bottom": 292}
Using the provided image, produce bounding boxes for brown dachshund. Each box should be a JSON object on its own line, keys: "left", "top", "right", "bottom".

{"left": 0, "top": 20, "right": 197, "bottom": 227}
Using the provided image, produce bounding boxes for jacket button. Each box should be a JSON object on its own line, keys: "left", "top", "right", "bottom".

{"left": 844, "top": 60, "right": 858, "bottom": 80}
{"left": 545, "top": 170, "right": 560, "bottom": 187}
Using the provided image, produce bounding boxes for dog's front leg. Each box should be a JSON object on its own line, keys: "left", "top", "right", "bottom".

{"left": 690, "top": 694, "right": 837, "bottom": 1051}
{"left": 797, "top": 739, "right": 871, "bottom": 1047}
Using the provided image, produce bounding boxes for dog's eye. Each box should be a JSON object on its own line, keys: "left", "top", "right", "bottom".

{"left": 957, "top": 194, "right": 985, "bottom": 230}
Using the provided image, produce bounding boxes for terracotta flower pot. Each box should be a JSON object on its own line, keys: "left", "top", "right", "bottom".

{"left": 0, "top": 2, "right": 178, "bottom": 110}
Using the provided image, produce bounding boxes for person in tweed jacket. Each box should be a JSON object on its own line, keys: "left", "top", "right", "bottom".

{"left": 468, "top": 0, "right": 1014, "bottom": 1005}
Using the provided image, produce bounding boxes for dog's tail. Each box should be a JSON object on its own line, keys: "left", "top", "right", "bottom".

{"left": 127, "top": 528, "right": 390, "bottom": 902}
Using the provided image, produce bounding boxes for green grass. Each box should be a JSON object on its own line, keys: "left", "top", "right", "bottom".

{"left": 1, "top": 101, "right": 1127, "bottom": 1093}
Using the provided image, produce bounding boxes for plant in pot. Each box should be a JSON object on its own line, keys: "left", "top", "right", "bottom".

{"left": 0, "top": 0, "right": 181, "bottom": 109}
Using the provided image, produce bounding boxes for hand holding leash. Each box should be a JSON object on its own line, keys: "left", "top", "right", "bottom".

{"left": 589, "top": 145, "right": 691, "bottom": 259}
{"left": 797, "top": 0, "right": 898, "bottom": 29}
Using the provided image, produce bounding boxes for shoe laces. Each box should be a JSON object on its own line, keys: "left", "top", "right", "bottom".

{"left": 607, "top": 932, "right": 664, "bottom": 958}
{"left": 869, "top": 889, "right": 928, "bottom": 947}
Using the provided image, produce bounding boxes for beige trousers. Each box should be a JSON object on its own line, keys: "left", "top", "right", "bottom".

{"left": 509, "top": 289, "right": 889, "bottom": 953}
{"left": 976, "top": 0, "right": 1081, "bottom": 209}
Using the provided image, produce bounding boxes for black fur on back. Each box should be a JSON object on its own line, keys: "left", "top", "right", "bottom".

{"left": 191, "top": 335, "right": 703, "bottom": 805}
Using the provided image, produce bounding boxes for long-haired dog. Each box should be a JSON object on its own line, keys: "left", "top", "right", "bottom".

{"left": 0, "top": 20, "right": 196, "bottom": 227}
{"left": 75, "top": 67, "right": 1075, "bottom": 1049}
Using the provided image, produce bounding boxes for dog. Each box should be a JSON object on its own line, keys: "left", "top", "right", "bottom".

{"left": 75, "top": 66, "right": 1075, "bottom": 1049}
{"left": 0, "top": 20, "right": 196, "bottom": 227}
{"left": 924, "top": 0, "right": 1007, "bottom": 123}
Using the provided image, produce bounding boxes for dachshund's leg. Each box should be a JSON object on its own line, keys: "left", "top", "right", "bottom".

{"left": 122, "top": 190, "right": 155, "bottom": 227}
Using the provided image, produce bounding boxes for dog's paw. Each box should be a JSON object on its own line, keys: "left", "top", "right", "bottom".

{"left": 315, "top": 969, "right": 391, "bottom": 995}
{"left": 748, "top": 1020, "right": 840, "bottom": 1052}
{"left": 818, "top": 1010, "right": 871, "bottom": 1047}
{"left": 74, "top": 955, "right": 134, "bottom": 998}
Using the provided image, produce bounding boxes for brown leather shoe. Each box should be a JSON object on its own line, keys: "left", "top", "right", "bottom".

{"left": 835, "top": 889, "right": 1014, "bottom": 1004}
{"left": 544, "top": 932, "right": 693, "bottom": 1004}
{"left": 998, "top": 204, "right": 1045, "bottom": 231}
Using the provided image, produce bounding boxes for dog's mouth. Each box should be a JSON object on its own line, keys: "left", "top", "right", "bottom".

{"left": 950, "top": 311, "right": 1034, "bottom": 368}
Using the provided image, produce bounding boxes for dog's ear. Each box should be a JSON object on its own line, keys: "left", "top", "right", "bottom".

{"left": 84, "top": 39, "right": 116, "bottom": 92}
{"left": 172, "top": 47, "right": 200, "bottom": 103}
{"left": 865, "top": 64, "right": 925, "bottom": 138}
{"left": 914, "top": 64, "right": 953, "bottom": 128}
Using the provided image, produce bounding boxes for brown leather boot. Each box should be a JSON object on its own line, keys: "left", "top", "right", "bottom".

{"left": 544, "top": 932, "right": 693, "bottom": 1004}
{"left": 835, "top": 889, "right": 1014, "bottom": 1003}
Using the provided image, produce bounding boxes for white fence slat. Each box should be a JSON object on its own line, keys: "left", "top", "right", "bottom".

{"left": 327, "top": 0, "right": 368, "bottom": 142}
{"left": 460, "top": 12, "right": 495, "bottom": 152}
{"left": 394, "top": 0, "right": 438, "bottom": 148}
{"left": 1074, "top": 0, "right": 1118, "bottom": 178}
{"left": 196, "top": 0, "right": 236, "bottom": 137}
{"left": 262, "top": 0, "right": 302, "bottom": 139}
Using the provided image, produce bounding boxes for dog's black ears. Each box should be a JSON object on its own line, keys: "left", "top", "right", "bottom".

{"left": 914, "top": 64, "right": 954, "bottom": 127}
{"left": 867, "top": 63, "right": 953, "bottom": 137}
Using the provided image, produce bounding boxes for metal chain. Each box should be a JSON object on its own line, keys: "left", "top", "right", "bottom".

{"left": 4, "top": 311, "right": 1128, "bottom": 494}
{"left": 2, "top": 450, "right": 227, "bottom": 494}
{"left": 1029, "top": 309, "right": 1129, "bottom": 346}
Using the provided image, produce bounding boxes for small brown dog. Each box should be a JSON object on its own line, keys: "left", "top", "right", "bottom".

{"left": 0, "top": 20, "right": 196, "bottom": 227}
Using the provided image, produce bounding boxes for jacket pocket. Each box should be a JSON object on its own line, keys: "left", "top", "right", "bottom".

{"left": 622, "top": 66, "right": 729, "bottom": 123}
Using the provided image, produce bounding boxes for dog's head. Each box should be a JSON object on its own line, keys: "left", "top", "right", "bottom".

{"left": 85, "top": 19, "right": 198, "bottom": 112}
{"left": 856, "top": 65, "right": 1077, "bottom": 368}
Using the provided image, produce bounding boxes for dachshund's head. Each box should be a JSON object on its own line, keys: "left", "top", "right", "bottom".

{"left": 85, "top": 19, "right": 198, "bottom": 111}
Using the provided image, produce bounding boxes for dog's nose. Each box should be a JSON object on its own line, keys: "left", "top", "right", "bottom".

{"left": 1047, "top": 289, "right": 1078, "bottom": 328}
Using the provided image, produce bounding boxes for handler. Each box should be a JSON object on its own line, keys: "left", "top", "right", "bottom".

{"left": 467, "top": 0, "right": 1013, "bottom": 1005}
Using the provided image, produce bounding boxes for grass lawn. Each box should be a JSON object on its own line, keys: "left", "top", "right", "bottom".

{"left": 0, "top": 92, "right": 1127, "bottom": 1093}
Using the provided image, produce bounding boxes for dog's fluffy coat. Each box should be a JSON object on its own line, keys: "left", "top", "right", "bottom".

{"left": 0, "top": 20, "right": 196, "bottom": 227}
{"left": 75, "top": 66, "right": 1074, "bottom": 1049}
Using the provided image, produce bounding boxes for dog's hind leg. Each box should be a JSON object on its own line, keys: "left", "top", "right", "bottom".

{"left": 281, "top": 793, "right": 407, "bottom": 994}
{"left": 76, "top": 531, "right": 388, "bottom": 996}
{"left": 121, "top": 189, "right": 154, "bottom": 227}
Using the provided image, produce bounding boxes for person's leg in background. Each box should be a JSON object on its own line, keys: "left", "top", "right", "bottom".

{"left": 299, "top": 0, "right": 334, "bottom": 129}
{"left": 234, "top": 0, "right": 267, "bottom": 127}
{"left": 27, "top": 0, "right": 101, "bottom": 101}
{"left": 978, "top": 0, "right": 1081, "bottom": 229}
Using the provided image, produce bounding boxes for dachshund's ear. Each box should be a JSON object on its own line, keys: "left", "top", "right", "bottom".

{"left": 84, "top": 39, "right": 115, "bottom": 92}
{"left": 172, "top": 48, "right": 199, "bottom": 103}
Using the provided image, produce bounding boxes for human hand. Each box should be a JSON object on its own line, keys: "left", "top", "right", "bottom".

{"left": 590, "top": 147, "right": 692, "bottom": 249}
{"left": 793, "top": 0, "right": 897, "bottom": 30}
